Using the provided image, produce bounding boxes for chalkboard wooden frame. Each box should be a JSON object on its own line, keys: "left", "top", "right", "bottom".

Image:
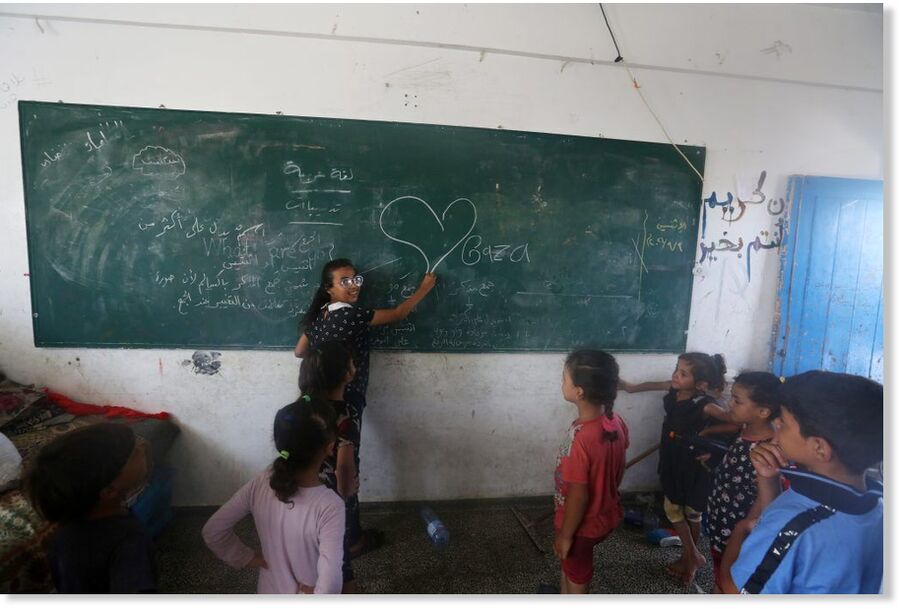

{"left": 19, "top": 101, "right": 704, "bottom": 352}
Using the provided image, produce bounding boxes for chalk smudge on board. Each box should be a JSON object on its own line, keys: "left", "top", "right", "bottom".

{"left": 182, "top": 351, "right": 222, "bottom": 376}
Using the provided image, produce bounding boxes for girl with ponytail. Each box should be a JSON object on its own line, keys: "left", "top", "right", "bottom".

{"left": 298, "top": 341, "right": 369, "bottom": 591}
{"left": 202, "top": 396, "right": 344, "bottom": 594}
{"left": 294, "top": 258, "right": 436, "bottom": 407}
{"left": 553, "top": 349, "right": 630, "bottom": 594}
{"left": 619, "top": 351, "right": 734, "bottom": 587}
{"left": 294, "top": 258, "right": 435, "bottom": 557}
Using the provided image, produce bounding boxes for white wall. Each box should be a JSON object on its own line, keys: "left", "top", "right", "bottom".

{"left": 0, "top": 4, "right": 882, "bottom": 505}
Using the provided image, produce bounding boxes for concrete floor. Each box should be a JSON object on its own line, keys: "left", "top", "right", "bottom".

{"left": 156, "top": 496, "right": 712, "bottom": 594}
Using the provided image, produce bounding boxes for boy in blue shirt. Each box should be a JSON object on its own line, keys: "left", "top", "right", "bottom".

{"left": 720, "top": 371, "right": 882, "bottom": 594}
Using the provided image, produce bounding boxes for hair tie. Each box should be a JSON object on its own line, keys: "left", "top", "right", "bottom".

{"left": 278, "top": 450, "right": 290, "bottom": 460}
{"left": 302, "top": 394, "right": 311, "bottom": 402}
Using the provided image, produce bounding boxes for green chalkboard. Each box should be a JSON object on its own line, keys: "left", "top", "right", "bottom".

{"left": 19, "top": 101, "right": 704, "bottom": 352}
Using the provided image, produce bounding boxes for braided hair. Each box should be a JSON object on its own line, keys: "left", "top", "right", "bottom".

{"left": 565, "top": 349, "right": 620, "bottom": 440}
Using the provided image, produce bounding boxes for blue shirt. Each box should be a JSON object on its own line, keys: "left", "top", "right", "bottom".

{"left": 731, "top": 472, "right": 882, "bottom": 594}
{"left": 49, "top": 513, "right": 157, "bottom": 593}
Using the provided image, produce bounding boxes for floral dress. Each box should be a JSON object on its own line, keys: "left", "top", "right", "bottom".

{"left": 705, "top": 435, "right": 771, "bottom": 553}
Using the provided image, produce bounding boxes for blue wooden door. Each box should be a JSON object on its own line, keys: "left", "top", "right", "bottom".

{"left": 773, "top": 176, "right": 883, "bottom": 382}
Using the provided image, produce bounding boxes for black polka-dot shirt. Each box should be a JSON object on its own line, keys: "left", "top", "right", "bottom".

{"left": 305, "top": 303, "right": 375, "bottom": 396}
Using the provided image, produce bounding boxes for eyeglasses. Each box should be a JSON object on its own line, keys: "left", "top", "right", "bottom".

{"left": 337, "top": 275, "right": 364, "bottom": 288}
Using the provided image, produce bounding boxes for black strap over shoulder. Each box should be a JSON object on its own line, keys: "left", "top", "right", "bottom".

{"left": 740, "top": 504, "right": 837, "bottom": 594}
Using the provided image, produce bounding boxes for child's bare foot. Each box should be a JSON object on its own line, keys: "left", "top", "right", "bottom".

{"left": 680, "top": 553, "right": 707, "bottom": 587}
{"left": 664, "top": 556, "right": 687, "bottom": 578}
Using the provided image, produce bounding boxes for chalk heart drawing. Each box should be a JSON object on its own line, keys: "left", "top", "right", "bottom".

{"left": 379, "top": 196, "right": 477, "bottom": 273}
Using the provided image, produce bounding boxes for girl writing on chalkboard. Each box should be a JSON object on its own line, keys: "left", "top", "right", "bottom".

{"left": 294, "top": 258, "right": 436, "bottom": 557}
{"left": 619, "top": 352, "right": 735, "bottom": 587}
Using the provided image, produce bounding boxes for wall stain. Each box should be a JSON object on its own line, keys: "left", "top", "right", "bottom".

{"left": 182, "top": 351, "right": 222, "bottom": 376}
{"left": 760, "top": 40, "right": 792, "bottom": 59}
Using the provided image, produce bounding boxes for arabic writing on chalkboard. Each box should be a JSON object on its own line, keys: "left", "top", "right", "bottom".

{"left": 20, "top": 101, "right": 705, "bottom": 351}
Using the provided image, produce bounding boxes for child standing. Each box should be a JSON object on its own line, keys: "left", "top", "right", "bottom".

{"left": 553, "top": 350, "right": 629, "bottom": 594}
{"left": 25, "top": 423, "right": 155, "bottom": 593}
{"left": 294, "top": 258, "right": 435, "bottom": 557}
{"left": 620, "top": 352, "right": 731, "bottom": 586}
{"left": 704, "top": 371, "right": 781, "bottom": 593}
{"left": 202, "top": 396, "right": 345, "bottom": 594}
{"left": 298, "top": 340, "right": 366, "bottom": 592}
{"left": 294, "top": 258, "right": 436, "bottom": 410}
{"left": 722, "top": 371, "right": 882, "bottom": 594}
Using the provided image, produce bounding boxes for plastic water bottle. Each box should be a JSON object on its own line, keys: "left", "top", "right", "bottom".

{"left": 420, "top": 505, "right": 449, "bottom": 550}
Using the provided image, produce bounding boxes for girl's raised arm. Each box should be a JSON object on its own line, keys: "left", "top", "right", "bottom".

{"left": 703, "top": 402, "right": 735, "bottom": 423}
{"left": 700, "top": 422, "right": 741, "bottom": 437}
{"left": 618, "top": 379, "right": 671, "bottom": 393}
{"left": 370, "top": 273, "right": 437, "bottom": 326}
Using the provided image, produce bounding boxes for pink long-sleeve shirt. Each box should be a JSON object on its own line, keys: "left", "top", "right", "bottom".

{"left": 201, "top": 470, "right": 345, "bottom": 594}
